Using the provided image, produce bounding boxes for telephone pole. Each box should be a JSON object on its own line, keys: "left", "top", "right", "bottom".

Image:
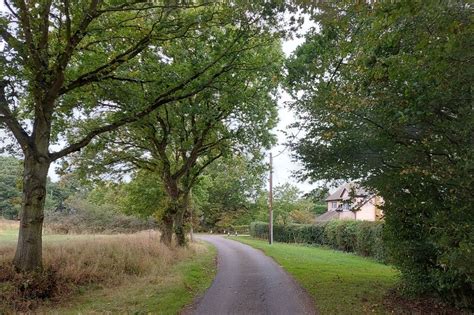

{"left": 269, "top": 152, "right": 274, "bottom": 245}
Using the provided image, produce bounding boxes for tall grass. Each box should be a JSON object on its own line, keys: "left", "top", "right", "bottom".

{"left": 0, "top": 218, "right": 19, "bottom": 230}
{"left": 0, "top": 231, "right": 201, "bottom": 312}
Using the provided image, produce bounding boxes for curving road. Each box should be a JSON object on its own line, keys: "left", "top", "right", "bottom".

{"left": 185, "top": 235, "right": 316, "bottom": 315}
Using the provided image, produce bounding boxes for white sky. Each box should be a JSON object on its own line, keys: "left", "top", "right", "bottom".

{"left": 270, "top": 18, "right": 315, "bottom": 194}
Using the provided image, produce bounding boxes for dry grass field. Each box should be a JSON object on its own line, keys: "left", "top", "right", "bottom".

{"left": 0, "top": 219, "right": 216, "bottom": 313}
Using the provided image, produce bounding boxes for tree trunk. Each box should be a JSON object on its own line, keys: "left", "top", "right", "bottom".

{"left": 13, "top": 154, "right": 50, "bottom": 272}
{"left": 174, "top": 193, "right": 190, "bottom": 247}
{"left": 160, "top": 212, "right": 174, "bottom": 246}
{"left": 174, "top": 213, "right": 187, "bottom": 247}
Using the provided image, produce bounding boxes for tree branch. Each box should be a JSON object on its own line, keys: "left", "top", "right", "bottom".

{"left": 49, "top": 58, "right": 235, "bottom": 161}
{"left": 15, "top": 0, "right": 41, "bottom": 70}
{"left": 0, "top": 81, "right": 31, "bottom": 150}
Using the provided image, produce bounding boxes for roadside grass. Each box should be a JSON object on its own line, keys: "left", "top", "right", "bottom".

{"left": 0, "top": 220, "right": 216, "bottom": 313}
{"left": 230, "top": 236, "right": 399, "bottom": 314}
{"left": 38, "top": 243, "right": 216, "bottom": 314}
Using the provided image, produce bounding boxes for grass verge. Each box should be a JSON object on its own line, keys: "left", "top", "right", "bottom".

{"left": 0, "top": 221, "right": 217, "bottom": 314}
{"left": 230, "top": 236, "right": 398, "bottom": 314}
{"left": 38, "top": 243, "right": 216, "bottom": 314}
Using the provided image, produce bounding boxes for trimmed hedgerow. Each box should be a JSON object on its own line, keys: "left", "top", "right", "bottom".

{"left": 249, "top": 220, "right": 387, "bottom": 262}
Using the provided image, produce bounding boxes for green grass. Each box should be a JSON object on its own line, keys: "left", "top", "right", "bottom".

{"left": 39, "top": 243, "right": 216, "bottom": 314}
{"left": 0, "top": 224, "right": 19, "bottom": 244}
{"left": 230, "top": 236, "right": 399, "bottom": 314}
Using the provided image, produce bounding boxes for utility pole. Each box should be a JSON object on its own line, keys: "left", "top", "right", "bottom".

{"left": 269, "top": 152, "right": 273, "bottom": 245}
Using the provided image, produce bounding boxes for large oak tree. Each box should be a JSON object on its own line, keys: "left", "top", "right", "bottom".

{"left": 72, "top": 30, "right": 282, "bottom": 246}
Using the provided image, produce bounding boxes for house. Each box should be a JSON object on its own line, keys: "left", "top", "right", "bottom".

{"left": 316, "top": 182, "right": 383, "bottom": 222}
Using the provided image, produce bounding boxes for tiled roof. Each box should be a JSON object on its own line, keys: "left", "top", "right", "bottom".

{"left": 315, "top": 210, "right": 340, "bottom": 222}
{"left": 325, "top": 182, "right": 370, "bottom": 201}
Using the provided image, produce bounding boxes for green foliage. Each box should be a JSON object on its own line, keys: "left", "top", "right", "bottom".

{"left": 0, "top": 156, "right": 79, "bottom": 219}
{"left": 286, "top": 1, "right": 473, "bottom": 307}
{"left": 0, "top": 156, "right": 22, "bottom": 219}
{"left": 70, "top": 26, "right": 282, "bottom": 245}
{"left": 195, "top": 155, "right": 268, "bottom": 230}
{"left": 116, "top": 171, "right": 167, "bottom": 219}
{"left": 45, "top": 197, "right": 155, "bottom": 234}
{"left": 312, "top": 204, "right": 327, "bottom": 215}
{"left": 250, "top": 220, "right": 386, "bottom": 262}
{"left": 262, "top": 183, "right": 320, "bottom": 225}
{"left": 355, "top": 221, "right": 385, "bottom": 261}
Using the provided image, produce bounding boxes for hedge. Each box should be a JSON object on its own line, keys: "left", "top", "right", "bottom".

{"left": 249, "top": 220, "right": 386, "bottom": 262}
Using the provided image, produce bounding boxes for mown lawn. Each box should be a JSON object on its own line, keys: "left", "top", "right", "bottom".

{"left": 230, "top": 236, "right": 400, "bottom": 314}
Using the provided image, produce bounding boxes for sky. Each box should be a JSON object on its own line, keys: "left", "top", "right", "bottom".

{"left": 270, "top": 17, "right": 315, "bottom": 193}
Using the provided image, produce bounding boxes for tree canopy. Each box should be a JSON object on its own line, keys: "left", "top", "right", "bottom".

{"left": 286, "top": 1, "right": 473, "bottom": 307}
{"left": 67, "top": 21, "right": 282, "bottom": 245}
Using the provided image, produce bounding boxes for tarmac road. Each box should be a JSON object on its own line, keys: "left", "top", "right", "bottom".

{"left": 185, "top": 235, "right": 316, "bottom": 315}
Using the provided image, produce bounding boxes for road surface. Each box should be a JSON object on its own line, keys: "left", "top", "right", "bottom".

{"left": 185, "top": 235, "right": 316, "bottom": 315}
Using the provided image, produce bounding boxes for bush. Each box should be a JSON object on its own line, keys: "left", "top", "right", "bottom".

{"left": 250, "top": 222, "right": 268, "bottom": 240}
{"left": 44, "top": 197, "right": 156, "bottom": 234}
{"left": 249, "top": 220, "right": 387, "bottom": 262}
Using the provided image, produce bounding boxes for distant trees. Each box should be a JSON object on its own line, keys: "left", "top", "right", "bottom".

{"left": 195, "top": 155, "right": 268, "bottom": 230}
{"left": 272, "top": 183, "right": 315, "bottom": 225}
{"left": 0, "top": 156, "right": 75, "bottom": 219}
{"left": 286, "top": 1, "right": 473, "bottom": 307}
{"left": 0, "top": 156, "right": 22, "bottom": 219}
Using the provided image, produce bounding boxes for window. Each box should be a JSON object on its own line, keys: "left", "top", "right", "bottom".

{"left": 332, "top": 202, "right": 337, "bottom": 208}
{"left": 343, "top": 203, "right": 350, "bottom": 210}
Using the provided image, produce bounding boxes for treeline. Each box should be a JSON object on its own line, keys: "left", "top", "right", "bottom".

{"left": 0, "top": 156, "right": 326, "bottom": 233}
{"left": 0, "top": 1, "right": 295, "bottom": 272}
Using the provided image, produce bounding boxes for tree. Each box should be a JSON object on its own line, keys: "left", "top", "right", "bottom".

{"left": 115, "top": 171, "right": 167, "bottom": 219}
{"left": 73, "top": 30, "right": 282, "bottom": 245}
{"left": 0, "top": 1, "right": 286, "bottom": 271}
{"left": 304, "top": 187, "right": 329, "bottom": 215}
{"left": 273, "top": 183, "right": 312, "bottom": 225}
{"left": 286, "top": 1, "right": 473, "bottom": 307}
{"left": 195, "top": 154, "right": 267, "bottom": 230}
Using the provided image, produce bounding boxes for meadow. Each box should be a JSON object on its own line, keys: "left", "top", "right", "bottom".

{"left": 0, "top": 219, "right": 216, "bottom": 313}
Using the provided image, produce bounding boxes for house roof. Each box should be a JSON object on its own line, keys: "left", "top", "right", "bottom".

{"left": 315, "top": 210, "right": 340, "bottom": 222}
{"left": 326, "top": 182, "right": 370, "bottom": 201}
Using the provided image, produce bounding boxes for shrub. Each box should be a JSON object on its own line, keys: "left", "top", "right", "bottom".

{"left": 249, "top": 220, "right": 387, "bottom": 262}
{"left": 250, "top": 222, "right": 268, "bottom": 240}
{"left": 44, "top": 197, "right": 156, "bottom": 234}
